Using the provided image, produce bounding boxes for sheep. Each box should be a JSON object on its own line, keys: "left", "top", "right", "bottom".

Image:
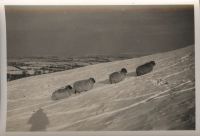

{"left": 109, "top": 68, "right": 128, "bottom": 84}
{"left": 136, "top": 61, "right": 156, "bottom": 76}
{"left": 73, "top": 78, "right": 96, "bottom": 94}
{"left": 51, "top": 85, "right": 74, "bottom": 100}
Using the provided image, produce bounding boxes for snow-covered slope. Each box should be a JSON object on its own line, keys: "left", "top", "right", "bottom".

{"left": 7, "top": 45, "right": 195, "bottom": 131}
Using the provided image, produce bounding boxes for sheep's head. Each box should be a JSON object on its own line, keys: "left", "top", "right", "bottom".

{"left": 150, "top": 61, "right": 156, "bottom": 66}
{"left": 65, "top": 85, "right": 72, "bottom": 89}
{"left": 90, "top": 78, "right": 96, "bottom": 83}
{"left": 121, "top": 68, "right": 127, "bottom": 74}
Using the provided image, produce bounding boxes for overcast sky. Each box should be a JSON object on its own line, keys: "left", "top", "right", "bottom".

{"left": 6, "top": 5, "right": 194, "bottom": 58}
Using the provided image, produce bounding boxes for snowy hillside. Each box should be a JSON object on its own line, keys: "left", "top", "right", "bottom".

{"left": 7, "top": 45, "right": 195, "bottom": 131}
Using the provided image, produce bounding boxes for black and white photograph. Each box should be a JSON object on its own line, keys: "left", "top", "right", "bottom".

{"left": 5, "top": 5, "right": 196, "bottom": 131}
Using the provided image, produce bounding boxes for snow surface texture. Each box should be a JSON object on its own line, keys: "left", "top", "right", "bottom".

{"left": 7, "top": 45, "right": 195, "bottom": 131}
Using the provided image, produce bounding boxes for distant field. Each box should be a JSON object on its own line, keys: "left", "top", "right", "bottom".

{"left": 7, "top": 55, "right": 133, "bottom": 81}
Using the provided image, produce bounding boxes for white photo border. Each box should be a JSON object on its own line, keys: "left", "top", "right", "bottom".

{"left": 0, "top": 0, "right": 200, "bottom": 136}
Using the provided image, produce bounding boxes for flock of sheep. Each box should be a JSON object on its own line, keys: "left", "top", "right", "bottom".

{"left": 51, "top": 60, "right": 156, "bottom": 100}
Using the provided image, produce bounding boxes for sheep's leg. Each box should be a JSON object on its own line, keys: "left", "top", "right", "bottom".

{"left": 109, "top": 78, "right": 112, "bottom": 84}
{"left": 75, "top": 90, "right": 81, "bottom": 94}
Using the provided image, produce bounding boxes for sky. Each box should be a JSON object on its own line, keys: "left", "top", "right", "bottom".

{"left": 6, "top": 5, "right": 194, "bottom": 58}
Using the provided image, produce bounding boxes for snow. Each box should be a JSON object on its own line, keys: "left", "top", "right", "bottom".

{"left": 7, "top": 66, "right": 23, "bottom": 75}
{"left": 7, "top": 45, "right": 195, "bottom": 131}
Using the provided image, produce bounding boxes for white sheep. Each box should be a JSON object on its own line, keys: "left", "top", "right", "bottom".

{"left": 51, "top": 85, "right": 74, "bottom": 100}
{"left": 73, "top": 78, "right": 96, "bottom": 93}
{"left": 109, "top": 68, "right": 127, "bottom": 84}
